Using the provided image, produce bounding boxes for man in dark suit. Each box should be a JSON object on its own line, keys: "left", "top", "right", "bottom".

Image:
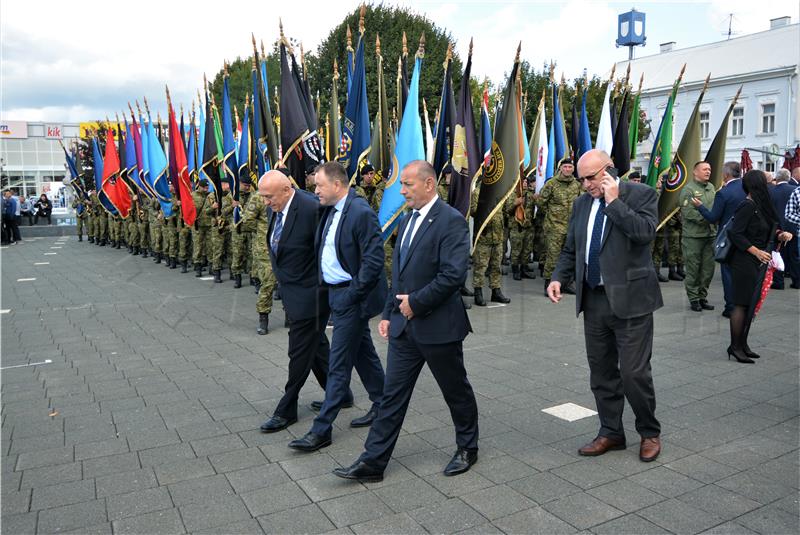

{"left": 333, "top": 160, "right": 479, "bottom": 483}
{"left": 770, "top": 169, "right": 799, "bottom": 289}
{"left": 257, "top": 170, "right": 332, "bottom": 433}
{"left": 548, "top": 149, "right": 663, "bottom": 463}
{"left": 692, "top": 161, "right": 746, "bottom": 316}
{"left": 288, "top": 162, "right": 387, "bottom": 451}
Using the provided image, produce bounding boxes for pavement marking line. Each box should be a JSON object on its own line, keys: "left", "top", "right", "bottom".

{"left": 542, "top": 402, "right": 597, "bottom": 422}
{"left": 17, "top": 278, "right": 36, "bottom": 282}
{"left": 1, "top": 309, "right": 10, "bottom": 314}
{"left": 199, "top": 276, "right": 214, "bottom": 281}
{"left": 44, "top": 253, "right": 57, "bottom": 255}
{"left": 485, "top": 304, "right": 507, "bottom": 308}
{"left": 34, "top": 262, "right": 50, "bottom": 265}
{"left": 1, "top": 359, "right": 53, "bottom": 370}
{"left": 50, "top": 247, "right": 62, "bottom": 249}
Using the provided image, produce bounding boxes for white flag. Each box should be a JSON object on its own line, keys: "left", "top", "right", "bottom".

{"left": 595, "top": 83, "right": 614, "bottom": 155}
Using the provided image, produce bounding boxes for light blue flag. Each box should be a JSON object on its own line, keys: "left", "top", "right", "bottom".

{"left": 378, "top": 55, "right": 424, "bottom": 240}
{"left": 546, "top": 120, "right": 555, "bottom": 180}
{"left": 145, "top": 117, "right": 174, "bottom": 217}
{"left": 139, "top": 114, "right": 151, "bottom": 191}
{"left": 521, "top": 112, "right": 531, "bottom": 170}
{"left": 197, "top": 103, "right": 215, "bottom": 194}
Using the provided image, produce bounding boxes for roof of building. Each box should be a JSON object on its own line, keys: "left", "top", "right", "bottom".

{"left": 616, "top": 22, "right": 799, "bottom": 93}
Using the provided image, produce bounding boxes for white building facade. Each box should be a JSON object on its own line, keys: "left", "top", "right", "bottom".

{"left": 617, "top": 18, "right": 799, "bottom": 173}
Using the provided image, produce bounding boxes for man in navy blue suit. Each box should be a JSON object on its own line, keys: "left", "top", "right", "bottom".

{"left": 692, "top": 161, "right": 746, "bottom": 317}
{"left": 770, "top": 169, "right": 799, "bottom": 289}
{"left": 333, "top": 160, "right": 479, "bottom": 483}
{"left": 258, "top": 171, "right": 332, "bottom": 433}
{"left": 288, "top": 161, "right": 387, "bottom": 451}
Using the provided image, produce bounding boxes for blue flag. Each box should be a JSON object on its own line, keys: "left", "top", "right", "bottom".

{"left": 124, "top": 120, "right": 148, "bottom": 195}
{"left": 552, "top": 84, "right": 566, "bottom": 164}
{"left": 145, "top": 117, "right": 174, "bottom": 217}
{"left": 196, "top": 103, "right": 215, "bottom": 194}
{"left": 234, "top": 102, "right": 252, "bottom": 225}
{"left": 378, "top": 55, "right": 425, "bottom": 239}
{"left": 221, "top": 75, "right": 238, "bottom": 195}
{"left": 251, "top": 70, "right": 268, "bottom": 176}
{"left": 521, "top": 112, "right": 531, "bottom": 170}
{"left": 546, "top": 119, "right": 555, "bottom": 180}
{"left": 577, "top": 88, "right": 592, "bottom": 161}
{"left": 92, "top": 137, "right": 117, "bottom": 214}
{"left": 339, "top": 33, "right": 371, "bottom": 181}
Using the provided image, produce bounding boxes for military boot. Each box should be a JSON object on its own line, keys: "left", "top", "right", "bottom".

{"left": 116, "top": 241, "right": 121, "bottom": 249}
{"left": 78, "top": 235, "right": 83, "bottom": 242}
{"left": 460, "top": 286, "right": 474, "bottom": 297}
{"left": 512, "top": 265, "right": 522, "bottom": 281}
{"left": 170, "top": 257, "right": 178, "bottom": 269}
{"left": 181, "top": 260, "right": 189, "bottom": 273}
{"left": 474, "top": 287, "right": 486, "bottom": 307}
{"left": 229, "top": 270, "right": 235, "bottom": 280}
{"left": 213, "top": 270, "right": 222, "bottom": 283}
{"left": 677, "top": 264, "right": 686, "bottom": 278}
{"left": 521, "top": 266, "right": 536, "bottom": 279}
{"left": 668, "top": 265, "right": 683, "bottom": 281}
{"left": 234, "top": 274, "right": 242, "bottom": 288}
{"left": 655, "top": 264, "right": 669, "bottom": 282}
{"left": 491, "top": 288, "right": 511, "bottom": 303}
{"left": 251, "top": 277, "right": 259, "bottom": 287}
{"left": 194, "top": 263, "right": 203, "bottom": 277}
{"left": 155, "top": 252, "right": 162, "bottom": 264}
{"left": 88, "top": 236, "right": 95, "bottom": 243}
{"left": 257, "top": 313, "right": 269, "bottom": 335}
{"left": 142, "top": 248, "right": 149, "bottom": 258}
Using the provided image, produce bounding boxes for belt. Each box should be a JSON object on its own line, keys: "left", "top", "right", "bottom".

{"left": 322, "top": 280, "right": 350, "bottom": 289}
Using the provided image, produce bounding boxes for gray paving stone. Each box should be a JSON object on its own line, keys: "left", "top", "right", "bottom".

{"left": 37, "top": 499, "right": 107, "bottom": 534}
{"left": 14, "top": 446, "right": 73, "bottom": 471}
{"left": 543, "top": 491, "right": 624, "bottom": 530}
{"left": 507, "top": 471, "right": 582, "bottom": 505}
{"left": 190, "top": 433, "right": 246, "bottom": 457}
{"left": 351, "top": 512, "right": 427, "bottom": 534}
{"left": 82, "top": 452, "right": 140, "bottom": 479}
{"left": 373, "top": 477, "right": 447, "bottom": 513}
{"left": 74, "top": 438, "right": 129, "bottom": 461}
{"left": 629, "top": 466, "right": 705, "bottom": 498}
{"left": 461, "top": 484, "right": 536, "bottom": 521}
{"left": 126, "top": 428, "right": 179, "bottom": 452}
{"left": 470, "top": 454, "right": 539, "bottom": 485}
{"left": 494, "top": 506, "right": 577, "bottom": 534}
{"left": 698, "top": 521, "right": 760, "bottom": 534}
{"left": 318, "top": 490, "right": 394, "bottom": 528}
{"left": 551, "top": 460, "right": 624, "bottom": 490}
{"left": 639, "top": 498, "right": 724, "bottom": 534}
{"left": 665, "top": 453, "right": 741, "bottom": 483}
{"left": 154, "top": 457, "right": 215, "bottom": 485}
{"left": 168, "top": 474, "right": 235, "bottom": 506}
{"left": 1, "top": 512, "right": 36, "bottom": 534}
{"left": 111, "top": 507, "right": 185, "bottom": 534}
{"left": 106, "top": 486, "right": 172, "bottom": 521}
{"left": 406, "top": 497, "right": 485, "bottom": 534}
{"left": 1, "top": 489, "right": 30, "bottom": 515}
{"left": 137, "top": 442, "right": 196, "bottom": 467}
{"left": 736, "top": 504, "right": 800, "bottom": 535}
{"left": 63, "top": 522, "right": 113, "bottom": 534}
{"left": 30, "top": 478, "right": 95, "bottom": 511}
{"left": 241, "top": 480, "right": 311, "bottom": 517}
{"left": 423, "top": 469, "right": 495, "bottom": 497}
{"left": 716, "top": 469, "right": 796, "bottom": 504}
{"left": 591, "top": 513, "right": 671, "bottom": 534}
{"left": 179, "top": 495, "right": 252, "bottom": 532}
{"left": 257, "top": 503, "right": 335, "bottom": 535}
{"left": 95, "top": 468, "right": 158, "bottom": 497}
{"left": 677, "top": 484, "right": 761, "bottom": 520}
{"left": 208, "top": 446, "right": 267, "bottom": 473}
{"left": 196, "top": 518, "right": 265, "bottom": 535}
{"left": 224, "top": 463, "right": 291, "bottom": 494}
{"left": 19, "top": 461, "right": 82, "bottom": 489}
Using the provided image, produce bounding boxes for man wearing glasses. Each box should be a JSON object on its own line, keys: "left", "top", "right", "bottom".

{"left": 547, "top": 149, "right": 663, "bottom": 463}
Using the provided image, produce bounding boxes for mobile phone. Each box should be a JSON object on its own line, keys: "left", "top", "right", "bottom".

{"left": 605, "top": 166, "right": 619, "bottom": 179}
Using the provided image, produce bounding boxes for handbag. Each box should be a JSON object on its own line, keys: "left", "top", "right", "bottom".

{"left": 714, "top": 217, "right": 735, "bottom": 263}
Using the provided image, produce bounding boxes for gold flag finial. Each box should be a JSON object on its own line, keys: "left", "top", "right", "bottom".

{"left": 300, "top": 42, "right": 305, "bottom": 66}
{"left": 625, "top": 63, "right": 631, "bottom": 85}
{"left": 732, "top": 84, "right": 743, "bottom": 106}
{"left": 179, "top": 103, "right": 183, "bottom": 116}
{"left": 135, "top": 99, "right": 143, "bottom": 117}
{"left": 223, "top": 61, "right": 229, "bottom": 77}
{"left": 609, "top": 63, "right": 616, "bottom": 82}
{"left": 165, "top": 85, "right": 172, "bottom": 109}
{"left": 157, "top": 111, "right": 162, "bottom": 127}
{"left": 234, "top": 104, "right": 239, "bottom": 126}
{"left": 279, "top": 18, "right": 284, "bottom": 40}
{"left": 444, "top": 42, "right": 452, "bottom": 69}
{"left": 334, "top": 58, "right": 339, "bottom": 79}
{"left": 359, "top": 4, "right": 366, "bottom": 34}
{"left": 560, "top": 72, "right": 566, "bottom": 87}
{"left": 548, "top": 62, "right": 555, "bottom": 83}
{"left": 143, "top": 97, "right": 151, "bottom": 116}
{"left": 468, "top": 37, "right": 473, "bottom": 57}
{"left": 402, "top": 31, "right": 408, "bottom": 57}
{"left": 203, "top": 72, "right": 208, "bottom": 91}
{"left": 128, "top": 102, "right": 135, "bottom": 117}
{"left": 346, "top": 25, "right": 353, "bottom": 48}
{"left": 703, "top": 72, "right": 711, "bottom": 92}
{"left": 417, "top": 32, "right": 425, "bottom": 58}
{"left": 260, "top": 40, "right": 266, "bottom": 60}
{"left": 115, "top": 112, "right": 120, "bottom": 126}
{"left": 376, "top": 34, "right": 381, "bottom": 56}
{"left": 515, "top": 41, "right": 521, "bottom": 63}
{"left": 638, "top": 72, "right": 644, "bottom": 92}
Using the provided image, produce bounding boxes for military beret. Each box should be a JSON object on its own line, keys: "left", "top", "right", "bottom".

{"left": 361, "top": 164, "right": 375, "bottom": 174}
{"left": 198, "top": 179, "right": 209, "bottom": 187}
{"left": 560, "top": 158, "right": 574, "bottom": 166}
{"left": 240, "top": 176, "right": 252, "bottom": 185}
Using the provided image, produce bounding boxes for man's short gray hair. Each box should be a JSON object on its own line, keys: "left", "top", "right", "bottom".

{"left": 722, "top": 161, "right": 741, "bottom": 179}
{"left": 775, "top": 168, "right": 790, "bottom": 183}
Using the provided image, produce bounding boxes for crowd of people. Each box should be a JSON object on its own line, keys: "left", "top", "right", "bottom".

{"left": 63, "top": 154, "right": 798, "bottom": 482}
{"left": 1, "top": 190, "right": 58, "bottom": 245}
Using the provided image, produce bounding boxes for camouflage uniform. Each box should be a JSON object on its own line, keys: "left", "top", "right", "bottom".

{"left": 532, "top": 207, "right": 545, "bottom": 262}
{"left": 653, "top": 213, "right": 682, "bottom": 266}
{"left": 149, "top": 198, "right": 163, "bottom": 256}
{"left": 164, "top": 194, "right": 180, "bottom": 264}
{"left": 241, "top": 192, "right": 276, "bottom": 314}
{"left": 191, "top": 190, "right": 212, "bottom": 267}
{"left": 536, "top": 172, "right": 582, "bottom": 279}
{"left": 679, "top": 179, "right": 717, "bottom": 303}
{"left": 138, "top": 198, "right": 150, "bottom": 254}
{"left": 208, "top": 190, "right": 233, "bottom": 273}
{"left": 471, "top": 186, "right": 504, "bottom": 290}
{"left": 436, "top": 183, "right": 449, "bottom": 204}
{"left": 126, "top": 197, "right": 140, "bottom": 251}
{"left": 230, "top": 190, "right": 252, "bottom": 277}
{"left": 504, "top": 187, "right": 535, "bottom": 268}
{"left": 176, "top": 202, "right": 192, "bottom": 265}
{"left": 72, "top": 198, "right": 88, "bottom": 239}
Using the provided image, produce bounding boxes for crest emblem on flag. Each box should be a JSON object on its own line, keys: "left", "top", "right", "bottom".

{"left": 483, "top": 141, "right": 504, "bottom": 186}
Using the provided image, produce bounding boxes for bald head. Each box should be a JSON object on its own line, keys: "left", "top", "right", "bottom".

{"left": 258, "top": 170, "right": 294, "bottom": 211}
{"left": 400, "top": 160, "right": 437, "bottom": 209}
{"left": 577, "top": 149, "right": 613, "bottom": 199}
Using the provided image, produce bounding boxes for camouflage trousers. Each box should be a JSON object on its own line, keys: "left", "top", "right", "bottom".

{"left": 94, "top": 214, "right": 108, "bottom": 241}
{"left": 230, "top": 229, "right": 251, "bottom": 275}
{"left": 254, "top": 253, "right": 277, "bottom": 314}
{"left": 164, "top": 226, "right": 178, "bottom": 258}
{"left": 652, "top": 226, "right": 683, "bottom": 266}
{"left": 138, "top": 221, "right": 149, "bottom": 250}
{"left": 509, "top": 224, "right": 534, "bottom": 265}
{"left": 150, "top": 223, "right": 163, "bottom": 253}
{"left": 682, "top": 236, "right": 715, "bottom": 302}
{"left": 192, "top": 226, "right": 211, "bottom": 264}
{"left": 383, "top": 239, "right": 394, "bottom": 284}
{"left": 76, "top": 217, "right": 86, "bottom": 237}
{"left": 532, "top": 211, "right": 545, "bottom": 260}
{"left": 127, "top": 220, "right": 139, "bottom": 247}
{"left": 210, "top": 229, "right": 230, "bottom": 271}
{"left": 178, "top": 228, "right": 191, "bottom": 261}
{"left": 472, "top": 235, "right": 503, "bottom": 289}
{"left": 543, "top": 226, "right": 567, "bottom": 279}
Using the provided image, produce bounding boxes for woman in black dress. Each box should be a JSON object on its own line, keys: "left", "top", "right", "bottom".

{"left": 727, "top": 170, "right": 793, "bottom": 363}
{"left": 34, "top": 194, "right": 53, "bottom": 225}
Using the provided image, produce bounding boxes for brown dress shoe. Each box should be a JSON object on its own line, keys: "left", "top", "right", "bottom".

{"left": 639, "top": 437, "right": 661, "bottom": 462}
{"left": 578, "top": 436, "right": 626, "bottom": 456}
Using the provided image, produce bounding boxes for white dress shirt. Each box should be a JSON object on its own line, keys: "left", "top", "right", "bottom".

{"left": 402, "top": 194, "right": 438, "bottom": 248}
{"left": 320, "top": 195, "right": 352, "bottom": 284}
{"left": 585, "top": 196, "right": 608, "bottom": 286}
{"left": 270, "top": 188, "right": 295, "bottom": 247}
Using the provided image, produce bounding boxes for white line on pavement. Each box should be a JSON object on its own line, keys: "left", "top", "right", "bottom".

{"left": 0, "top": 309, "right": 10, "bottom": 314}
{"left": 17, "top": 278, "right": 36, "bottom": 282}
{"left": 34, "top": 262, "right": 50, "bottom": 265}
{"left": 44, "top": 253, "right": 57, "bottom": 255}
{"left": 1, "top": 359, "right": 53, "bottom": 370}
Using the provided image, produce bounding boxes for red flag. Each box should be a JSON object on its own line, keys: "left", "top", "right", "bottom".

{"left": 102, "top": 129, "right": 131, "bottom": 218}
{"left": 168, "top": 102, "right": 197, "bottom": 226}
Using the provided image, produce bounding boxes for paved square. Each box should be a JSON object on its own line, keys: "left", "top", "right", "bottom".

{"left": 2, "top": 237, "right": 798, "bottom": 534}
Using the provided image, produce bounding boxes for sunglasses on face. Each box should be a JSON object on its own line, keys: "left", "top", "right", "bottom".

{"left": 580, "top": 166, "right": 618, "bottom": 182}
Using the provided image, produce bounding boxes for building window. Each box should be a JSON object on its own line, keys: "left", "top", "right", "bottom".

{"left": 764, "top": 161, "right": 776, "bottom": 172}
{"left": 730, "top": 107, "right": 744, "bottom": 137}
{"left": 700, "top": 111, "right": 710, "bottom": 139}
{"left": 760, "top": 103, "right": 775, "bottom": 134}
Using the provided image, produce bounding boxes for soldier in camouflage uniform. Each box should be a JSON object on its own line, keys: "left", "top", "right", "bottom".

{"left": 176, "top": 191, "right": 192, "bottom": 273}
{"left": 149, "top": 197, "right": 164, "bottom": 263}
{"left": 72, "top": 196, "right": 88, "bottom": 241}
{"left": 535, "top": 159, "right": 581, "bottom": 295}
{"left": 109, "top": 213, "right": 122, "bottom": 248}
{"left": 532, "top": 203, "right": 545, "bottom": 274}
{"left": 163, "top": 184, "right": 180, "bottom": 269}
{"left": 241, "top": 182, "right": 277, "bottom": 334}
{"left": 436, "top": 165, "right": 451, "bottom": 203}
{"left": 231, "top": 177, "right": 253, "bottom": 288}
{"left": 91, "top": 191, "right": 109, "bottom": 246}
{"left": 505, "top": 177, "right": 537, "bottom": 281}
{"left": 138, "top": 194, "right": 150, "bottom": 257}
{"left": 208, "top": 181, "right": 233, "bottom": 283}
{"left": 191, "top": 180, "right": 212, "bottom": 276}
{"left": 470, "top": 183, "right": 511, "bottom": 306}
{"left": 679, "top": 162, "right": 717, "bottom": 312}
{"left": 85, "top": 191, "right": 96, "bottom": 243}
{"left": 355, "top": 164, "right": 385, "bottom": 211}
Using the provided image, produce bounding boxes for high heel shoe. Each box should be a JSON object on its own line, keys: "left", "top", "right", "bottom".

{"left": 743, "top": 347, "right": 761, "bottom": 359}
{"left": 727, "top": 346, "right": 754, "bottom": 364}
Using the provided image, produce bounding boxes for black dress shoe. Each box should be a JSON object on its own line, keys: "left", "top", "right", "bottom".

{"left": 333, "top": 460, "right": 384, "bottom": 482}
{"left": 260, "top": 415, "right": 296, "bottom": 433}
{"left": 443, "top": 448, "right": 478, "bottom": 476}
{"left": 721, "top": 309, "right": 731, "bottom": 318}
{"left": 310, "top": 399, "right": 353, "bottom": 412}
{"left": 699, "top": 299, "right": 715, "bottom": 310}
{"left": 460, "top": 286, "right": 474, "bottom": 297}
{"left": 350, "top": 408, "right": 377, "bottom": 428}
{"left": 690, "top": 301, "right": 703, "bottom": 312}
{"left": 288, "top": 432, "right": 331, "bottom": 452}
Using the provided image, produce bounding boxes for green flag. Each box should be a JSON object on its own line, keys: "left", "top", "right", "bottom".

{"left": 658, "top": 75, "right": 709, "bottom": 226}
{"left": 325, "top": 61, "right": 342, "bottom": 162}
{"left": 706, "top": 86, "right": 742, "bottom": 190}
{"left": 629, "top": 91, "right": 640, "bottom": 159}
{"left": 368, "top": 35, "right": 392, "bottom": 177}
{"left": 473, "top": 46, "right": 522, "bottom": 251}
{"left": 645, "top": 76, "right": 680, "bottom": 189}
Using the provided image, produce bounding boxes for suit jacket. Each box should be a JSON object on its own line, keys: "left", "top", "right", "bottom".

{"left": 268, "top": 189, "right": 329, "bottom": 322}
{"left": 552, "top": 181, "right": 664, "bottom": 319}
{"left": 315, "top": 189, "right": 388, "bottom": 318}
{"left": 383, "top": 198, "right": 471, "bottom": 344}
{"left": 770, "top": 182, "right": 798, "bottom": 235}
{"left": 697, "top": 179, "right": 746, "bottom": 233}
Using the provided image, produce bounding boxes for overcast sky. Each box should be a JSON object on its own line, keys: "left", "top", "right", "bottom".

{"left": 1, "top": 0, "right": 797, "bottom": 123}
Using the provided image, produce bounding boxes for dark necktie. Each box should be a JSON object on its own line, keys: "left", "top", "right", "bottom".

{"left": 271, "top": 211, "right": 283, "bottom": 254}
{"left": 398, "top": 210, "right": 420, "bottom": 266}
{"left": 586, "top": 198, "right": 606, "bottom": 288}
{"left": 322, "top": 207, "right": 337, "bottom": 243}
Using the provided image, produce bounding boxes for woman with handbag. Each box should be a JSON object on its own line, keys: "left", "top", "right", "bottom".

{"left": 33, "top": 194, "right": 53, "bottom": 225}
{"left": 726, "top": 170, "right": 792, "bottom": 363}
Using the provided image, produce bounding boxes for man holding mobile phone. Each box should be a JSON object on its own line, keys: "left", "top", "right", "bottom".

{"left": 547, "top": 149, "right": 663, "bottom": 463}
